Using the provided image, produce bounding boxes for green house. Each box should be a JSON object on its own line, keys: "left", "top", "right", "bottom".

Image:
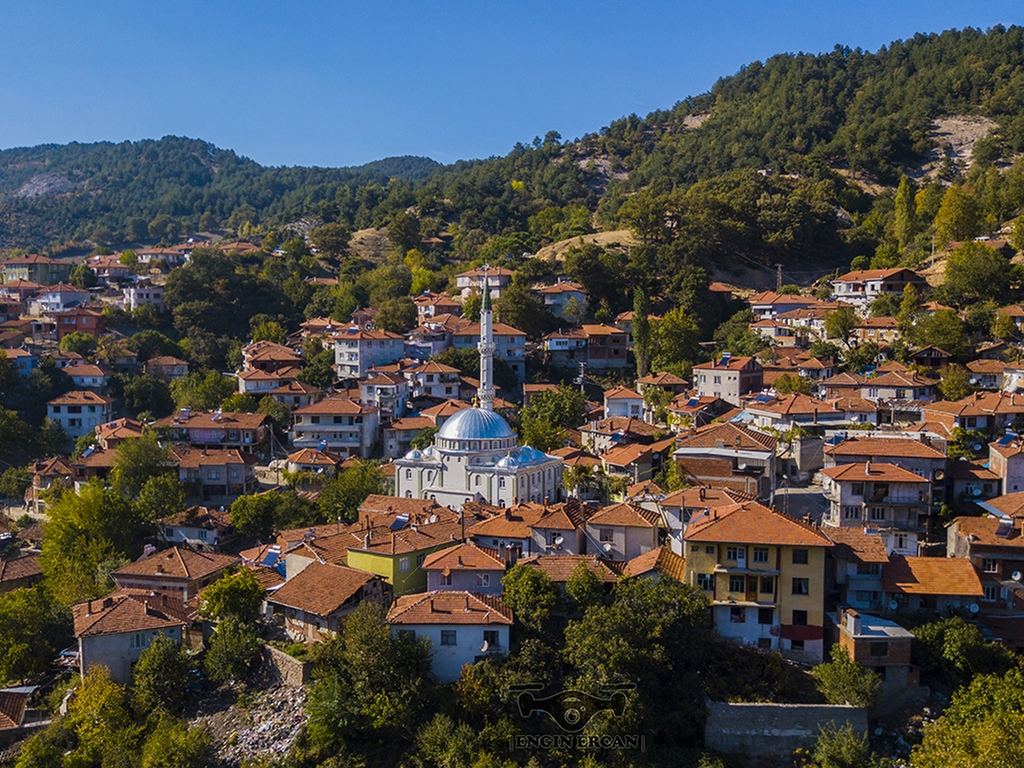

{"left": 345, "top": 520, "right": 463, "bottom": 596}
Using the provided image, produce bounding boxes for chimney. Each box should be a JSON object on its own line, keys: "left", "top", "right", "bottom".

{"left": 465, "top": 595, "right": 471, "bottom": 611}
{"left": 430, "top": 598, "right": 435, "bottom": 612}
{"left": 865, "top": 460, "right": 872, "bottom": 475}
{"left": 364, "top": 533, "right": 370, "bottom": 548}
{"left": 699, "top": 487, "right": 706, "bottom": 501}
{"left": 543, "top": 496, "right": 550, "bottom": 506}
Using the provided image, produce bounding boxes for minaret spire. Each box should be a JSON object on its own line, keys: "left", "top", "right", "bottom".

{"left": 478, "top": 266, "right": 495, "bottom": 411}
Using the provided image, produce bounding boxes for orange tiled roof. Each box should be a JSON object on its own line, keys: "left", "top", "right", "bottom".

{"left": 73, "top": 591, "right": 190, "bottom": 637}
{"left": 293, "top": 396, "right": 374, "bottom": 416}
{"left": 675, "top": 421, "right": 777, "bottom": 452}
{"left": 820, "top": 462, "right": 930, "bottom": 484}
{"left": 622, "top": 546, "right": 687, "bottom": 581}
{"left": 267, "top": 562, "right": 376, "bottom": 616}
{"left": 112, "top": 546, "right": 238, "bottom": 582}
{"left": 824, "top": 437, "right": 945, "bottom": 460}
{"left": 519, "top": 554, "right": 619, "bottom": 584}
{"left": 532, "top": 499, "right": 593, "bottom": 531}
{"left": 587, "top": 502, "right": 660, "bottom": 529}
{"left": 823, "top": 527, "right": 889, "bottom": 563}
{"left": 387, "top": 590, "right": 512, "bottom": 625}
{"left": 604, "top": 386, "right": 642, "bottom": 400}
{"left": 421, "top": 542, "right": 506, "bottom": 571}
{"left": 660, "top": 486, "right": 756, "bottom": 509}
{"left": 48, "top": 390, "right": 114, "bottom": 406}
{"left": 468, "top": 505, "right": 547, "bottom": 539}
{"left": 949, "top": 516, "right": 1024, "bottom": 548}
{"left": 882, "top": 556, "right": 984, "bottom": 596}
{"left": 0, "top": 555, "right": 42, "bottom": 584}
{"left": 685, "top": 501, "right": 832, "bottom": 547}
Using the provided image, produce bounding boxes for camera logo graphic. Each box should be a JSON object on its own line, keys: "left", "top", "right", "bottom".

{"left": 510, "top": 682, "right": 634, "bottom": 733}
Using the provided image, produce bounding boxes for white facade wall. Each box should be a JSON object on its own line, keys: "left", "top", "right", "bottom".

{"left": 398, "top": 623, "right": 509, "bottom": 683}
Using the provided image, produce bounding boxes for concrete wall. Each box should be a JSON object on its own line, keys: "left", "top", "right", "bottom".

{"left": 262, "top": 644, "right": 311, "bottom": 687}
{"left": 704, "top": 700, "right": 868, "bottom": 758}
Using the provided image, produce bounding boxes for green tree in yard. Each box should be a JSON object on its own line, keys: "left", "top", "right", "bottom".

{"left": 565, "top": 560, "right": 603, "bottom": 613}
{"left": 40, "top": 480, "right": 147, "bottom": 606}
{"left": 199, "top": 568, "right": 265, "bottom": 623}
{"left": 410, "top": 425, "right": 438, "bottom": 450}
{"left": 940, "top": 241, "right": 1010, "bottom": 309}
{"left": 376, "top": 295, "right": 418, "bottom": 333}
{"left": 896, "top": 283, "right": 923, "bottom": 335}
{"left": 317, "top": 460, "right": 385, "bottom": 523}
{"left": 119, "top": 249, "right": 138, "bottom": 268}
{"left": 136, "top": 473, "right": 186, "bottom": 523}
{"left": 0, "top": 465, "right": 31, "bottom": 503}
{"left": 62, "top": 666, "right": 140, "bottom": 765}
{"left": 501, "top": 563, "right": 558, "bottom": 636}
{"left": 219, "top": 392, "right": 257, "bottom": 413}
{"left": 825, "top": 306, "right": 859, "bottom": 348}
{"left": 250, "top": 319, "right": 287, "bottom": 345}
{"left": 112, "top": 432, "right": 175, "bottom": 501}
{"left": 305, "top": 601, "right": 433, "bottom": 753}
{"left": 494, "top": 281, "right": 557, "bottom": 340}
{"left": 908, "top": 309, "right": 969, "bottom": 360}
{"left": 169, "top": 370, "right": 237, "bottom": 411}
{"left": 131, "top": 636, "right": 192, "bottom": 716}
{"left": 0, "top": 586, "right": 72, "bottom": 685}
{"left": 894, "top": 174, "right": 917, "bottom": 249}
{"left": 229, "top": 492, "right": 281, "bottom": 540}
{"left": 204, "top": 616, "right": 263, "bottom": 686}
{"left": 913, "top": 668, "right": 1024, "bottom": 768}
{"left": 653, "top": 307, "right": 700, "bottom": 374}
{"left": 934, "top": 185, "right": 982, "bottom": 247}
{"left": 121, "top": 374, "right": 174, "bottom": 419}
{"left": 59, "top": 331, "right": 97, "bottom": 358}
{"left": 140, "top": 716, "right": 212, "bottom": 768}
{"left": 843, "top": 342, "right": 880, "bottom": 373}
{"left": 912, "top": 615, "right": 1014, "bottom": 688}
{"left": 812, "top": 723, "right": 887, "bottom": 768}
{"left": 462, "top": 292, "right": 482, "bottom": 322}
{"left": 812, "top": 644, "right": 881, "bottom": 707}
{"left": 520, "top": 418, "right": 566, "bottom": 452}
{"left": 257, "top": 394, "right": 291, "bottom": 434}
{"left": 69, "top": 264, "right": 97, "bottom": 289}
{"left": 297, "top": 339, "right": 335, "bottom": 389}
{"left": 938, "top": 363, "right": 973, "bottom": 402}
{"left": 772, "top": 373, "right": 812, "bottom": 395}
{"left": 310, "top": 222, "right": 351, "bottom": 258}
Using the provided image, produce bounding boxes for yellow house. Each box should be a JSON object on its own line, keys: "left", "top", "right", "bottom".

{"left": 683, "top": 500, "right": 832, "bottom": 663}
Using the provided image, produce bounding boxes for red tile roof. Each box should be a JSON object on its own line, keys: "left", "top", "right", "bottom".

{"left": 820, "top": 462, "right": 930, "bottom": 484}
{"left": 112, "top": 546, "right": 238, "bottom": 582}
{"left": 421, "top": 542, "right": 506, "bottom": 571}
{"left": 882, "top": 556, "right": 984, "bottom": 596}
{"left": 387, "top": 590, "right": 512, "bottom": 625}
{"left": 824, "top": 437, "right": 945, "bottom": 460}
{"left": 267, "top": 563, "right": 376, "bottom": 616}
{"left": 519, "top": 554, "right": 619, "bottom": 584}
{"left": 587, "top": 502, "right": 661, "bottom": 529}
{"left": 73, "top": 591, "right": 190, "bottom": 637}
{"left": 622, "top": 546, "right": 687, "bottom": 581}
{"left": 685, "top": 501, "right": 832, "bottom": 547}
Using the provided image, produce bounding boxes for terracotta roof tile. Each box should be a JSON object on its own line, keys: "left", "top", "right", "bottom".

{"left": 823, "top": 527, "right": 889, "bottom": 563}
{"left": 675, "top": 422, "right": 777, "bottom": 452}
{"left": 587, "top": 502, "right": 661, "bottom": 529}
{"left": 882, "top": 556, "right": 984, "bottom": 596}
{"left": 622, "top": 546, "right": 687, "bottom": 581}
{"left": 823, "top": 437, "right": 945, "bottom": 460}
{"left": 949, "top": 516, "right": 1024, "bottom": 548}
{"left": 685, "top": 501, "right": 832, "bottom": 547}
{"left": 73, "top": 591, "right": 190, "bottom": 637}
{"left": 820, "top": 462, "right": 930, "bottom": 484}
{"left": 421, "top": 542, "right": 506, "bottom": 571}
{"left": 387, "top": 590, "right": 512, "bottom": 625}
{"left": 112, "top": 546, "right": 238, "bottom": 582}
{"left": 0, "top": 555, "right": 42, "bottom": 584}
{"left": 267, "top": 562, "right": 376, "bottom": 616}
{"left": 519, "top": 554, "right": 619, "bottom": 583}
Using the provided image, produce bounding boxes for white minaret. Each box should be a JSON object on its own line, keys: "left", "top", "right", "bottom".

{"left": 477, "top": 268, "right": 495, "bottom": 412}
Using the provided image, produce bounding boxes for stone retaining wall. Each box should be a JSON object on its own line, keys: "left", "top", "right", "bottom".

{"left": 262, "top": 645, "right": 311, "bottom": 688}
{"left": 704, "top": 700, "right": 868, "bottom": 757}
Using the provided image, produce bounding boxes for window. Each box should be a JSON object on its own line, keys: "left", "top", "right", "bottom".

{"left": 691, "top": 545, "right": 700, "bottom": 553}
{"left": 440, "top": 630, "right": 457, "bottom": 646}
{"left": 130, "top": 632, "right": 147, "bottom": 649}
{"left": 730, "top": 606, "right": 746, "bottom": 623}
{"left": 870, "top": 507, "right": 886, "bottom": 521}
{"left": 760, "top": 576, "right": 774, "bottom": 594}
{"left": 869, "top": 642, "right": 889, "bottom": 657}
{"left": 311, "top": 416, "right": 320, "bottom": 424}
{"left": 893, "top": 533, "right": 908, "bottom": 550}
{"left": 792, "top": 578, "right": 809, "bottom": 595}
{"left": 441, "top": 573, "right": 452, "bottom": 586}
{"left": 753, "top": 547, "right": 769, "bottom": 563}
{"left": 477, "top": 574, "right": 490, "bottom": 588}
{"left": 790, "top": 640, "right": 805, "bottom": 650}
{"left": 705, "top": 546, "right": 715, "bottom": 554}
{"left": 416, "top": 554, "right": 426, "bottom": 567}
{"left": 983, "top": 585, "right": 999, "bottom": 601}
{"left": 697, "top": 573, "right": 713, "bottom": 591}
{"left": 856, "top": 563, "right": 880, "bottom": 575}
{"left": 729, "top": 576, "right": 746, "bottom": 593}
{"left": 792, "top": 549, "right": 808, "bottom": 565}
{"left": 483, "top": 630, "right": 500, "bottom": 648}
{"left": 791, "top": 610, "right": 808, "bottom": 626}
{"left": 855, "top": 590, "right": 881, "bottom": 604}
{"left": 758, "top": 608, "right": 774, "bottom": 625}
{"left": 758, "top": 638, "right": 773, "bottom": 649}
{"left": 713, "top": 375, "right": 721, "bottom": 385}
{"left": 599, "top": 528, "right": 613, "bottom": 542}
{"left": 983, "top": 558, "right": 998, "bottom": 573}
{"left": 726, "top": 546, "right": 741, "bottom": 561}
{"left": 851, "top": 483, "right": 864, "bottom": 495}
{"left": 399, "top": 557, "right": 411, "bottom": 573}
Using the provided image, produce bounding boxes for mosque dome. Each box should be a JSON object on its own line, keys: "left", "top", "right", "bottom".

{"left": 436, "top": 408, "right": 515, "bottom": 442}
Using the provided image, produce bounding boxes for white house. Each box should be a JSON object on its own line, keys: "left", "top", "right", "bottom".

{"left": 291, "top": 396, "right": 379, "bottom": 458}
{"left": 387, "top": 591, "right": 512, "bottom": 683}
{"left": 456, "top": 267, "right": 514, "bottom": 300}
{"left": 332, "top": 327, "right": 405, "bottom": 380}
{"left": 603, "top": 386, "right": 643, "bottom": 420}
{"left": 47, "top": 391, "right": 115, "bottom": 439}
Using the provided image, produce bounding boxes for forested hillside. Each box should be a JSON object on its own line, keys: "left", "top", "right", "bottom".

{"left": 4, "top": 25, "right": 1024, "bottom": 282}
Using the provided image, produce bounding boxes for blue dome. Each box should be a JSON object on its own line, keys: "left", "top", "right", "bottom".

{"left": 437, "top": 408, "right": 515, "bottom": 441}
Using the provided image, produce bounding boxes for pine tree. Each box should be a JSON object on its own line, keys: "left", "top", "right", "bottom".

{"left": 633, "top": 286, "right": 651, "bottom": 378}
{"left": 894, "top": 174, "right": 916, "bottom": 249}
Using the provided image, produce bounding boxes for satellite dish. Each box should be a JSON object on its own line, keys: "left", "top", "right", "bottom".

{"left": 973, "top": 488, "right": 983, "bottom": 497}
{"left": 554, "top": 535, "right": 564, "bottom": 546}
{"left": 888, "top": 600, "right": 899, "bottom": 612}
{"left": 429, "top": 514, "right": 438, "bottom": 523}
{"left": 602, "top": 542, "right": 613, "bottom": 553}
{"left": 969, "top": 603, "right": 980, "bottom": 614}
{"left": 972, "top": 444, "right": 983, "bottom": 452}
{"left": 1014, "top": 571, "right": 1022, "bottom": 582}
{"left": 480, "top": 640, "right": 490, "bottom": 653}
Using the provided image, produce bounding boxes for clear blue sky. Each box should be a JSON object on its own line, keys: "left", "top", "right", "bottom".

{"left": 1, "top": 1, "right": 1021, "bottom": 168}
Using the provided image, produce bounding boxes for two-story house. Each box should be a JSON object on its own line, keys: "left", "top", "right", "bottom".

{"left": 583, "top": 502, "right": 661, "bottom": 561}
{"left": 603, "top": 386, "right": 644, "bottom": 420}
{"left": 820, "top": 462, "right": 931, "bottom": 555}
{"left": 455, "top": 267, "right": 513, "bottom": 300}
{"left": 684, "top": 500, "right": 832, "bottom": 663}
{"left": 830, "top": 268, "right": 926, "bottom": 313}
{"left": 421, "top": 542, "right": 506, "bottom": 594}
{"left": 692, "top": 354, "right": 763, "bottom": 407}
{"left": 387, "top": 591, "right": 513, "bottom": 683}
{"left": 947, "top": 514, "right": 1024, "bottom": 617}
{"left": 47, "top": 391, "right": 115, "bottom": 440}
{"left": 291, "top": 396, "right": 379, "bottom": 458}
{"left": 111, "top": 546, "right": 239, "bottom": 601}
{"left": 674, "top": 422, "right": 778, "bottom": 500}
{"left": 2, "top": 254, "right": 70, "bottom": 284}
{"left": 155, "top": 409, "right": 270, "bottom": 452}
{"left": 528, "top": 499, "right": 593, "bottom": 556}
{"left": 580, "top": 324, "right": 629, "bottom": 370}
{"left": 332, "top": 327, "right": 405, "bottom": 379}
{"left": 453, "top": 321, "right": 526, "bottom": 380}
{"left": 535, "top": 280, "right": 587, "bottom": 318}
{"left": 267, "top": 562, "right": 387, "bottom": 642}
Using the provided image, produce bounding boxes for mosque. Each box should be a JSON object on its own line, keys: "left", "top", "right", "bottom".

{"left": 394, "top": 277, "right": 563, "bottom": 509}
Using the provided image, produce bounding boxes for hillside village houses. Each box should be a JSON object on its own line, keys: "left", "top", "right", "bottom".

{"left": 12, "top": 239, "right": 1024, "bottom": 711}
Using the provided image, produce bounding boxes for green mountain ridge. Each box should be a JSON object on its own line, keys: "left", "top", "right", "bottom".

{"left": 2, "top": 24, "right": 1024, "bottom": 265}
